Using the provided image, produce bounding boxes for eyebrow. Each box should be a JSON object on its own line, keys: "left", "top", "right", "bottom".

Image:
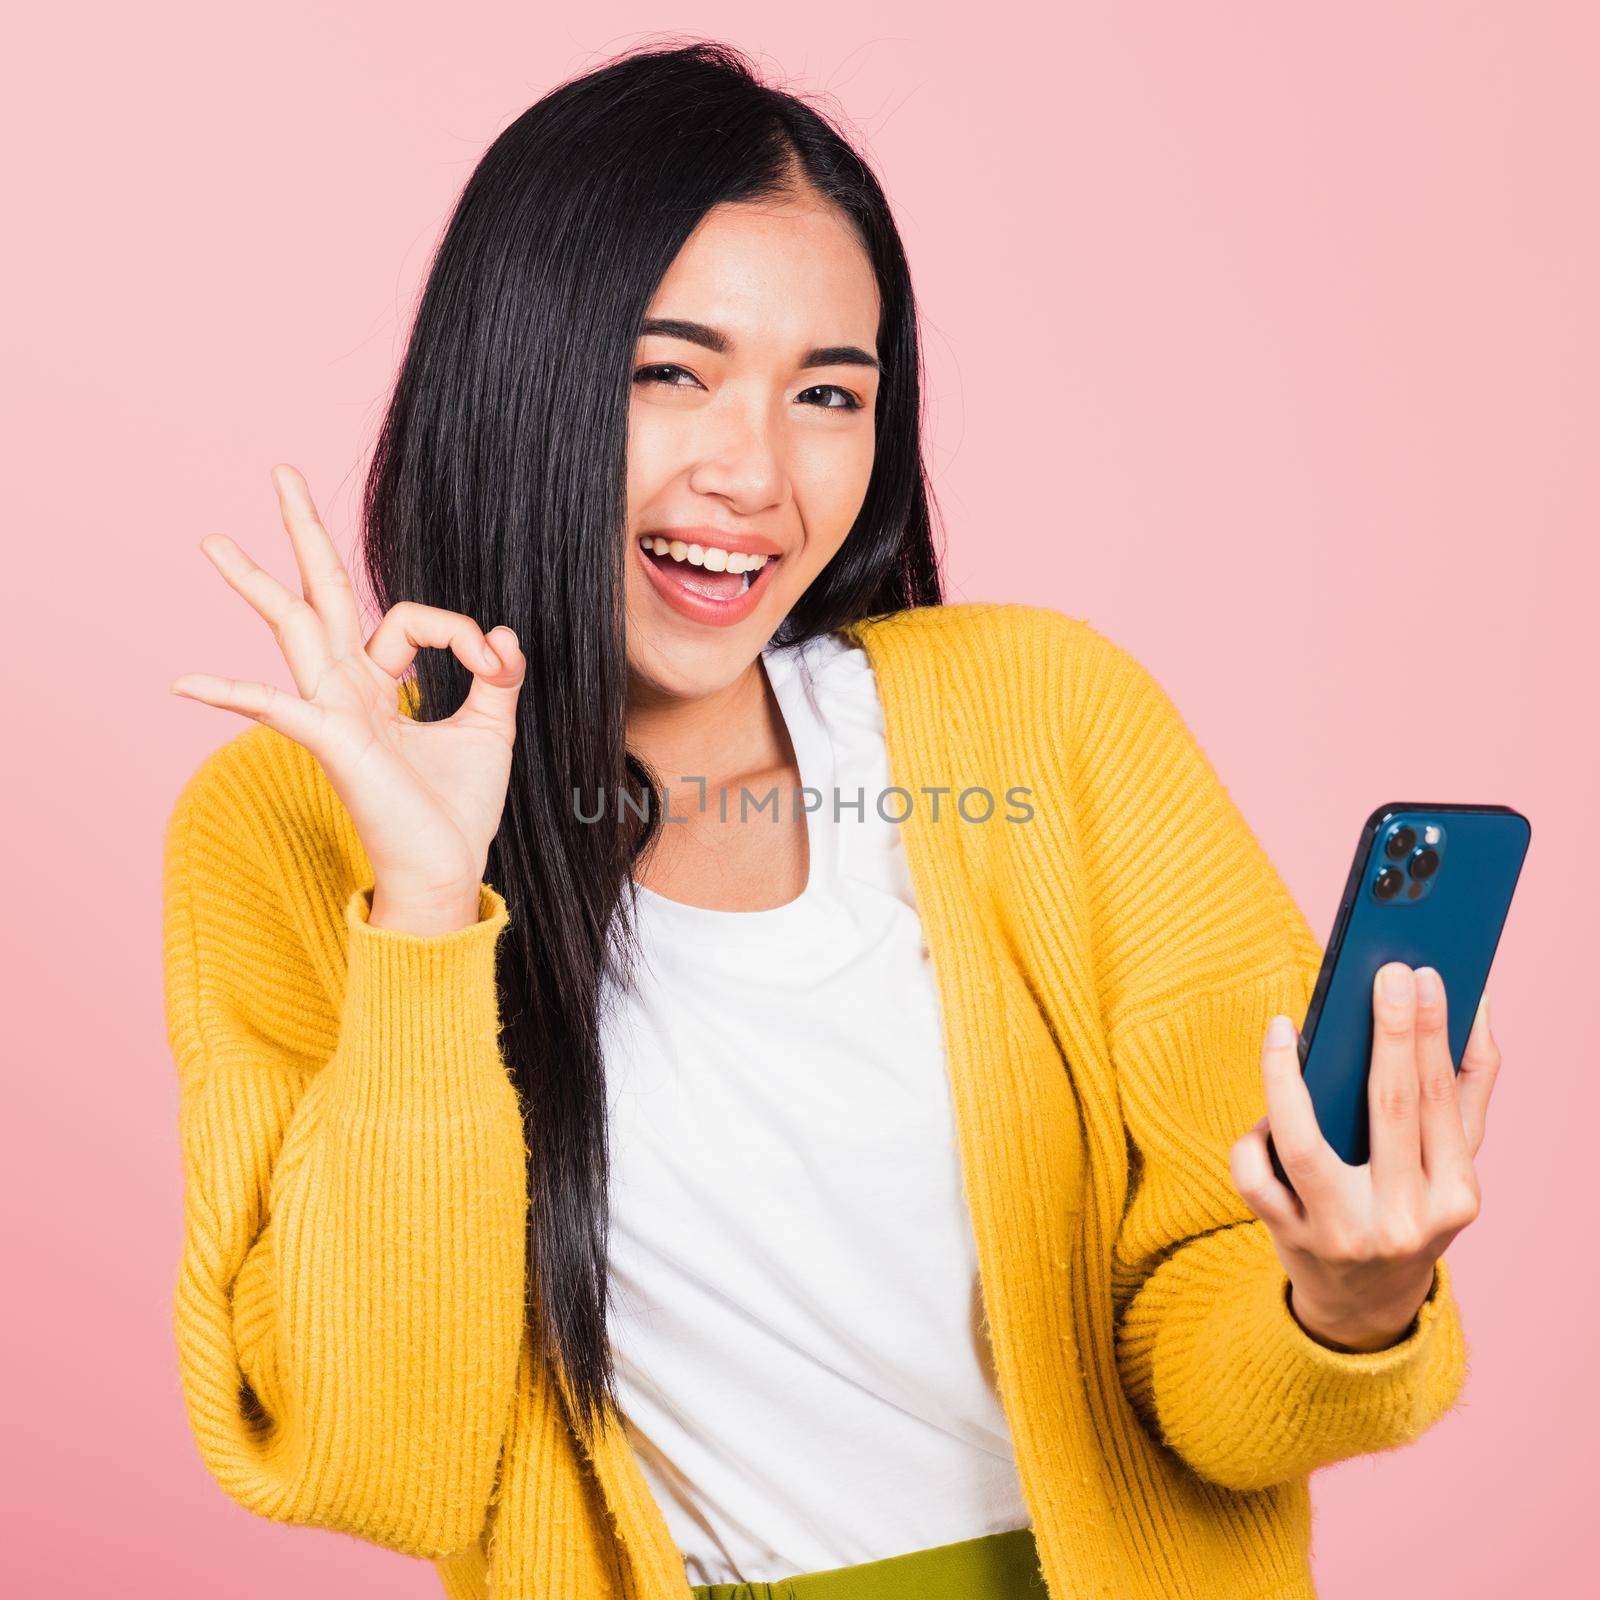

{"left": 639, "top": 317, "right": 880, "bottom": 372}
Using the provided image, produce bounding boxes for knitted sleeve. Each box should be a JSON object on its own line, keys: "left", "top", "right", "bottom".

{"left": 161, "top": 734, "right": 529, "bottom": 1558}
{"left": 1058, "top": 618, "right": 1470, "bottom": 1493}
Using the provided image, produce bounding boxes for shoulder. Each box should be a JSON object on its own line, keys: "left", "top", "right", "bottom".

{"left": 163, "top": 723, "right": 369, "bottom": 1071}
{"left": 164, "top": 722, "right": 368, "bottom": 958}
{"left": 842, "top": 599, "right": 1067, "bottom": 657}
{"left": 844, "top": 598, "right": 1143, "bottom": 668}
{"left": 842, "top": 601, "right": 1180, "bottom": 734}
{"left": 166, "top": 722, "right": 353, "bottom": 868}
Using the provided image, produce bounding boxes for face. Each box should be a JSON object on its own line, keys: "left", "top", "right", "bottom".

{"left": 624, "top": 188, "right": 881, "bottom": 699}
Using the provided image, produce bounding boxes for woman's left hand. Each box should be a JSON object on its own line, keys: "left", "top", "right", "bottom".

{"left": 1228, "top": 964, "right": 1501, "bottom": 1352}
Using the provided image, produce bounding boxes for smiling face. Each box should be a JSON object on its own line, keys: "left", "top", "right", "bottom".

{"left": 624, "top": 186, "right": 881, "bottom": 698}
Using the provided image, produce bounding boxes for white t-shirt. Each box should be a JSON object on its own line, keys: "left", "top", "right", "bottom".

{"left": 600, "top": 629, "right": 1032, "bottom": 1586}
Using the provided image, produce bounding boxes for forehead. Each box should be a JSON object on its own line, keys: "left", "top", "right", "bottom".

{"left": 645, "top": 196, "right": 879, "bottom": 349}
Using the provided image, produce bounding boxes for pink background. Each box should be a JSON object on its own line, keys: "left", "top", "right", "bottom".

{"left": 5, "top": 5, "right": 1592, "bottom": 1595}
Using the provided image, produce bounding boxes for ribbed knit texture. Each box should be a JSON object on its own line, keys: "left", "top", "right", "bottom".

{"left": 162, "top": 602, "right": 1468, "bottom": 1599}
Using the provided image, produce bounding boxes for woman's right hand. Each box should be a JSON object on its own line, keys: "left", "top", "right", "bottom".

{"left": 171, "top": 464, "right": 526, "bottom": 934}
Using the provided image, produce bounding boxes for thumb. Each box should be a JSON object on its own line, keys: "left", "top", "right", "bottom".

{"left": 457, "top": 626, "right": 526, "bottom": 727}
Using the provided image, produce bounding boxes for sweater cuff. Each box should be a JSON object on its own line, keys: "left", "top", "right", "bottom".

{"left": 347, "top": 881, "right": 509, "bottom": 944}
{"left": 1247, "top": 1224, "right": 1457, "bottom": 1389}
{"left": 336, "top": 882, "right": 512, "bottom": 1097}
{"left": 1119, "top": 1219, "right": 1468, "bottom": 1491}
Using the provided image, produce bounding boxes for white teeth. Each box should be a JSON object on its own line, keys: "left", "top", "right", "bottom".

{"left": 640, "top": 537, "right": 776, "bottom": 574}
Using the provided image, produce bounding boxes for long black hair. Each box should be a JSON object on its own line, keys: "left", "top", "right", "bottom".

{"left": 359, "top": 37, "right": 944, "bottom": 1448}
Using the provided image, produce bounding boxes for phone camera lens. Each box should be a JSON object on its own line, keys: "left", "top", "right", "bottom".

{"left": 1374, "top": 866, "right": 1404, "bottom": 900}
{"left": 1385, "top": 825, "right": 1416, "bottom": 861}
{"left": 1410, "top": 846, "right": 1440, "bottom": 881}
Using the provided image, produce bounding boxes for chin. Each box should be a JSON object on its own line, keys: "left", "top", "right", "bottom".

{"left": 624, "top": 613, "right": 773, "bottom": 699}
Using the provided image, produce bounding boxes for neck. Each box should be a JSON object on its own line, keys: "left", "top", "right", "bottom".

{"left": 625, "top": 653, "right": 792, "bottom": 797}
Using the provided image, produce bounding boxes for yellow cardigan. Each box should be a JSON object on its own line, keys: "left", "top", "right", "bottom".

{"left": 162, "top": 602, "right": 1467, "bottom": 1600}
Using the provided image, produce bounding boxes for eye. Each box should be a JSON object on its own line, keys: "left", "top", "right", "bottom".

{"left": 632, "top": 364, "right": 865, "bottom": 412}
{"left": 798, "top": 384, "right": 864, "bottom": 412}
{"left": 634, "top": 363, "right": 702, "bottom": 390}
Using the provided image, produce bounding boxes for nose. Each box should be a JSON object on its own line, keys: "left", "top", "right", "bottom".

{"left": 686, "top": 402, "right": 787, "bottom": 515}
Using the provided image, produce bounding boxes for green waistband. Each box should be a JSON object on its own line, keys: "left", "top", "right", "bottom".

{"left": 689, "top": 1525, "right": 1045, "bottom": 1600}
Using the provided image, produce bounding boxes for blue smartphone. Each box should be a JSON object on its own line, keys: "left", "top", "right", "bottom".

{"left": 1268, "top": 802, "right": 1531, "bottom": 1189}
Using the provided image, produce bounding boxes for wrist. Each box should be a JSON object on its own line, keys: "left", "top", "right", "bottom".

{"left": 368, "top": 882, "right": 484, "bottom": 935}
{"left": 1287, "top": 1272, "right": 1433, "bottom": 1353}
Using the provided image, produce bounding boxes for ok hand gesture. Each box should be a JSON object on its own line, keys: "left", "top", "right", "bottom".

{"left": 171, "top": 465, "right": 525, "bottom": 934}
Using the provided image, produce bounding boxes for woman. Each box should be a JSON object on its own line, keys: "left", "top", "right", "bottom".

{"left": 162, "top": 39, "right": 1495, "bottom": 1600}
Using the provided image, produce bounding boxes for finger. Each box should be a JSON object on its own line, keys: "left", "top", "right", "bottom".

{"left": 271, "top": 464, "right": 366, "bottom": 658}
{"left": 1411, "top": 967, "right": 1474, "bottom": 1187}
{"left": 1456, "top": 990, "right": 1501, "bottom": 1157}
{"left": 1230, "top": 1115, "right": 1306, "bottom": 1231}
{"left": 198, "top": 532, "right": 333, "bottom": 696}
{"left": 170, "top": 672, "right": 326, "bottom": 747}
{"left": 454, "top": 626, "right": 526, "bottom": 729}
{"left": 365, "top": 600, "right": 501, "bottom": 682}
{"left": 1261, "top": 1014, "right": 1345, "bottom": 1209}
{"left": 1368, "top": 962, "right": 1423, "bottom": 1191}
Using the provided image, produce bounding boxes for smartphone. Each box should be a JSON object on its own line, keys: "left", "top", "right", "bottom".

{"left": 1268, "top": 802, "right": 1531, "bottom": 1189}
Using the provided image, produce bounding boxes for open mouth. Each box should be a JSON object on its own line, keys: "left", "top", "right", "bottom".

{"left": 637, "top": 536, "right": 780, "bottom": 603}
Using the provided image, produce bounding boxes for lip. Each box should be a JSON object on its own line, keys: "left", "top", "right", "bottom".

{"left": 635, "top": 537, "right": 781, "bottom": 628}
{"left": 641, "top": 526, "right": 786, "bottom": 559}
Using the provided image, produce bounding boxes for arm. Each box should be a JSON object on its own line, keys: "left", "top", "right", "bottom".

{"left": 1112, "top": 990, "right": 1467, "bottom": 1491}
{"left": 1054, "top": 616, "right": 1469, "bottom": 1492}
{"left": 162, "top": 739, "right": 529, "bottom": 1558}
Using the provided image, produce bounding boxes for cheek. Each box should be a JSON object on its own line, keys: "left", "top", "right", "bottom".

{"left": 792, "top": 425, "right": 875, "bottom": 556}
{"left": 624, "top": 402, "right": 675, "bottom": 520}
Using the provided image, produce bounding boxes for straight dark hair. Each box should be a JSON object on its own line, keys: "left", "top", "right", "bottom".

{"left": 359, "top": 38, "right": 944, "bottom": 1448}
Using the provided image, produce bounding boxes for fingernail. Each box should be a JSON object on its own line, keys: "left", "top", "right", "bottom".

{"left": 1382, "top": 963, "right": 1413, "bottom": 1002}
{"left": 1267, "top": 1014, "right": 1296, "bottom": 1048}
{"left": 1415, "top": 967, "right": 1442, "bottom": 1004}
{"left": 480, "top": 642, "right": 501, "bottom": 670}
{"left": 1474, "top": 990, "right": 1491, "bottom": 1032}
